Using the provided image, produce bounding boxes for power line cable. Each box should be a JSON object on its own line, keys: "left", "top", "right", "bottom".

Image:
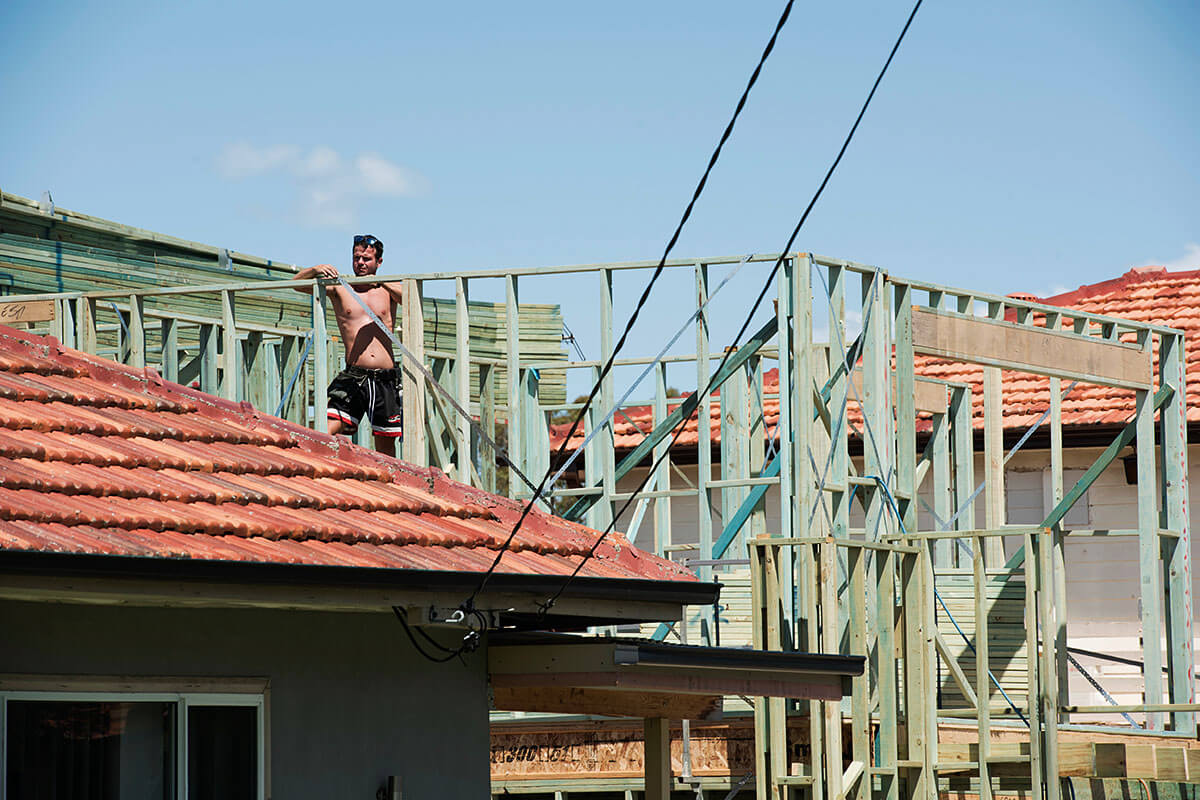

{"left": 464, "top": 0, "right": 801, "bottom": 608}
{"left": 536, "top": 0, "right": 926, "bottom": 612}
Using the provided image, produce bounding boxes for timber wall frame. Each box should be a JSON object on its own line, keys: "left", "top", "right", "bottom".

{"left": 5, "top": 253, "right": 1195, "bottom": 798}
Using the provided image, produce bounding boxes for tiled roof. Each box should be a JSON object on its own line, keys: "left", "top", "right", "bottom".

{"left": 0, "top": 326, "right": 693, "bottom": 584}
{"left": 554, "top": 266, "right": 1200, "bottom": 452}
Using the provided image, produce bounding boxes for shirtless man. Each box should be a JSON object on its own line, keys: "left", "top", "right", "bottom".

{"left": 294, "top": 234, "right": 404, "bottom": 456}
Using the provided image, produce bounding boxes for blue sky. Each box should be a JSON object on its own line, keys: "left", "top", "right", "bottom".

{"left": 2, "top": 1, "right": 1198, "bottom": 395}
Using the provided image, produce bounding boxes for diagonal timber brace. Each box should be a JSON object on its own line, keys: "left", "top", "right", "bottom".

{"left": 1004, "top": 383, "right": 1173, "bottom": 569}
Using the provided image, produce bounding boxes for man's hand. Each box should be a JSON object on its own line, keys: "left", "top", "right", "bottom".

{"left": 292, "top": 264, "right": 341, "bottom": 293}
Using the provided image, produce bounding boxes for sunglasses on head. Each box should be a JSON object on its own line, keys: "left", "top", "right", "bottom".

{"left": 353, "top": 234, "right": 382, "bottom": 249}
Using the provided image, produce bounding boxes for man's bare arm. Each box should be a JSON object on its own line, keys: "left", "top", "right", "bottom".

{"left": 292, "top": 264, "right": 340, "bottom": 294}
{"left": 382, "top": 281, "right": 405, "bottom": 303}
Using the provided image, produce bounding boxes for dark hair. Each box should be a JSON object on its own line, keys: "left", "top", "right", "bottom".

{"left": 353, "top": 234, "right": 383, "bottom": 259}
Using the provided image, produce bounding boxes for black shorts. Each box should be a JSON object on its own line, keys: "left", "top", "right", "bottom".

{"left": 326, "top": 366, "right": 403, "bottom": 438}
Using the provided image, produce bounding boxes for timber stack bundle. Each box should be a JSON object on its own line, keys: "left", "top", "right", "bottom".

{"left": 0, "top": 190, "right": 567, "bottom": 405}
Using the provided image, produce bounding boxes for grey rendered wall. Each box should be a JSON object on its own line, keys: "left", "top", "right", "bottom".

{"left": 0, "top": 601, "right": 489, "bottom": 800}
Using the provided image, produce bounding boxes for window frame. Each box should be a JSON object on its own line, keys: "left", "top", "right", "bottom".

{"left": 0, "top": 677, "right": 267, "bottom": 800}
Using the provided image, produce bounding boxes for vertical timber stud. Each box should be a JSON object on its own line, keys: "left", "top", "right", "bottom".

{"left": 864, "top": 269, "right": 897, "bottom": 800}
{"left": 127, "top": 293, "right": 145, "bottom": 369}
{"left": 1048, "top": 370, "right": 1069, "bottom": 720}
{"left": 78, "top": 296, "right": 98, "bottom": 355}
{"left": 62, "top": 297, "right": 77, "bottom": 349}
{"left": 220, "top": 289, "right": 238, "bottom": 401}
{"left": 311, "top": 285, "right": 329, "bottom": 430}
{"left": 479, "top": 363, "right": 497, "bottom": 493}
{"left": 983, "top": 365, "right": 1005, "bottom": 565}
{"left": 1024, "top": 530, "right": 1044, "bottom": 793}
{"left": 1038, "top": 526, "right": 1060, "bottom": 800}
{"left": 599, "top": 268, "right": 616, "bottom": 526}
{"left": 455, "top": 277, "right": 471, "bottom": 484}
{"left": 653, "top": 362, "right": 672, "bottom": 556}
{"left": 1160, "top": 331, "right": 1195, "bottom": 735}
{"left": 848, "top": 543, "right": 869, "bottom": 800}
{"left": 950, "top": 385, "right": 976, "bottom": 567}
{"left": 643, "top": 718, "right": 670, "bottom": 800}
{"left": 161, "top": 317, "right": 179, "bottom": 383}
{"left": 199, "top": 324, "right": 219, "bottom": 396}
{"left": 1135, "top": 342, "right": 1163, "bottom": 729}
{"left": 695, "top": 263, "right": 715, "bottom": 592}
{"left": 505, "top": 274, "right": 521, "bottom": 496}
{"left": 793, "top": 256, "right": 816, "bottom": 798}
{"left": 750, "top": 541, "right": 769, "bottom": 800}
{"left": 974, "top": 533, "right": 992, "bottom": 800}
{"left": 821, "top": 538, "right": 843, "bottom": 800}
{"left": 279, "top": 334, "right": 301, "bottom": 423}
{"left": 402, "top": 278, "right": 427, "bottom": 465}
{"left": 930, "top": 403, "right": 953, "bottom": 565}
{"left": 585, "top": 366, "right": 607, "bottom": 531}
{"left": 893, "top": 282, "right": 917, "bottom": 533}
{"left": 902, "top": 549, "right": 929, "bottom": 800}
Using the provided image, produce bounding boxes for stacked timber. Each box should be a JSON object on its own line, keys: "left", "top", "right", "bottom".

{"left": 0, "top": 191, "right": 566, "bottom": 405}
{"left": 934, "top": 571, "right": 1029, "bottom": 709}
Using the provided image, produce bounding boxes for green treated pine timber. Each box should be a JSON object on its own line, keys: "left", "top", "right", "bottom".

{"left": 505, "top": 275, "right": 521, "bottom": 498}
{"left": 1024, "top": 530, "right": 1044, "bottom": 792}
{"left": 1038, "top": 527, "right": 1061, "bottom": 800}
{"left": 560, "top": 314, "right": 779, "bottom": 522}
{"left": 694, "top": 263, "right": 714, "bottom": 591}
{"left": 401, "top": 278, "right": 427, "bottom": 465}
{"left": 893, "top": 282, "right": 917, "bottom": 533}
{"left": 1137, "top": 381, "right": 1165, "bottom": 730}
{"left": 479, "top": 363, "right": 497, "bottom": 493}
{"left": 1159, "top": 332, "right": 1195, "bottom": 735}
{"left": 863, "top": 268, "right": 898, "bottom": 800}
{"left": 652, "top": 362, "right": 672, "bottom": 556}
{"left": 848, "top": 545, "right": 869, "bottom": 800}
{"left": 127, "top": 293, "right": 145, "bottom": 368}
{"left": 718, "top": 354, "right": 749, "bottom": 558}
{"left": 311, "top": 289, "right": 328, "bottom": 430}
{"left": 1049, "top": 373, "right": 1070, "bottom": 720}
{"left": 774, "top": 262, "right": 794, "bottom": 552}
{"left": 599, "top": 268, "right": 616, "bottom": 530}
{"left": 455, "top": 277, "right": 471, "bottom": 485}
{"left": 220, "top": 289, "right": 238, "bottom": 401}
{"left": 1005, "top": 384, "right": 1174, "bottom": 569}
{"left": 199, "top": 323, "right": 219, "bottom": 396}
{"left": 584, "top": 366, "right": 605, "bottom": 531}
{"left": 975, "top": 533, "right": 993, "bottom": 800}
{"left": 161, "top": 318, "right": 179, "bottom": 383}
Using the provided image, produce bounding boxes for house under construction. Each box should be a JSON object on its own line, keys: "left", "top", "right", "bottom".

{"left": 2, "top": 191, "right": 1197, "bottom": 799}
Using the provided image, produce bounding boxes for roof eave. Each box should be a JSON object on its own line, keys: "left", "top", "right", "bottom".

{"left": 0, "top": 551, "right": 719, "bottom": 629}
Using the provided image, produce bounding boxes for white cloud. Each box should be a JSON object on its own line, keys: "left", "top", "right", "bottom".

{"left": 214, "top": 142, "right": 427, "bottom": 230}
{"left": 215, "top": 143, "right": 301, "bottom": 179}
{"left": 1159, "top": 243, "right": 1200, "bottom": 271}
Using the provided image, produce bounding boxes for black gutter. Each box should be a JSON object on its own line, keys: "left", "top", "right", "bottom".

{"left": 490, "top": 631, "right": 865, "bottom": 676}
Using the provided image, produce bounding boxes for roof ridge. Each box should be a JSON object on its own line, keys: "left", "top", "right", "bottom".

{"left": 1042, "top": 265, "right": 1200, "bottom": 305}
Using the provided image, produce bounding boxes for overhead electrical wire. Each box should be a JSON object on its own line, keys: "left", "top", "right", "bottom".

{"left": 463, "top": 0, "right": 801, "bottom": 610}
{"left": 536, "top": 0, "right": 927, "bottom": 613}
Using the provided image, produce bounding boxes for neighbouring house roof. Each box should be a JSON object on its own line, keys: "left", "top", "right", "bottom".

{"left": 0, "top": 326, "right": 697, "bottom": 592}
{"left": 553, "top": 266, "right": 1200, "bottom": 455}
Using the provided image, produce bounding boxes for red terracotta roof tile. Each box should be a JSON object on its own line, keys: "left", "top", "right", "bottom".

{"left": 0, "top": 326, "right": 694, "bottom": 586}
